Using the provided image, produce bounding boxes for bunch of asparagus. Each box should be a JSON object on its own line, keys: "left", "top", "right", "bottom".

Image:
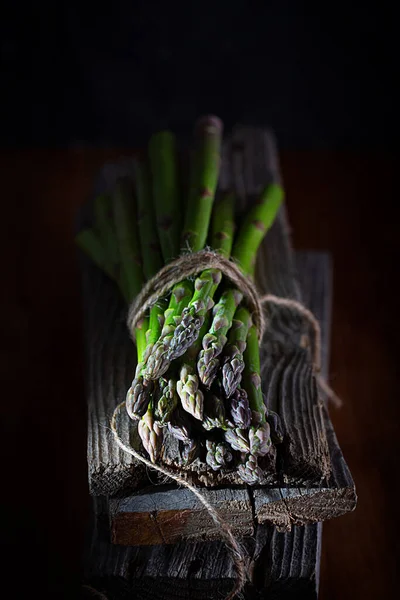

{"left": 76, "top": 116, "right": 284, "bottom": 484}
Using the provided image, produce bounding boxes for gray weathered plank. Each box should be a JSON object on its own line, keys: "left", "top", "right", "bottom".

{"left": 84, "top": 495, "right": 322, "bottom": 599}
{"left": 109, "top": 487, "right": 253, "bottom": 546}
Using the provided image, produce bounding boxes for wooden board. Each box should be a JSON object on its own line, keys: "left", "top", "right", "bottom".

{"left": 82, "top": 250, "right": 330, "bottom": 598}
{"left": 80, "top": 127, "right": 356, "bottom": 532}
{"left": 83, "top": 495, "right": 322, "bottom": 599}
{"left": 109, "top": 487, "right": 253, "bottom": 545}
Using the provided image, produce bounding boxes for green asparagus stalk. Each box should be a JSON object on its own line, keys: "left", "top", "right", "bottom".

{"left": 221, "top": 306, "right": 252, "bottom": 398}
{"left": 134, "top": 152, "right": 164, "bottom": 281}
{"left": 112, "top": 177, "right": 149, "bottom": 356}
{"left": 176, "top": 318, "right": 210, "bottom": 421}
{"left": 112, "top": 177, "right": 144, "bottom": 300}
{"left": 181, "top": 115, "right": 223, "bottom": 253}
{"left": 180, "top": 438, "right": 200, "bottom": 466}
{"left": 75, "top": 228, "right": 121, "bottom": 289}
{"left": 163, "top": 119, "right": 226, "bottom": 361}
{"left": 138, "top": 400, "right": 163, "bottom": 463}
{"left": 167, "top": 408, "right": 192, "bottom": 443}
{"left": 231, "top": 183, "right": 284, "bottom": 274}
{"left": 155, "top": 377, "right": 179, "bottom": 425}
{"left": 229, "top": 387, "right": 252, "bottom": 429}
{"left": 128, "top": 153, "right": 168, "bottom": 415}
{"left": 248, "top": 416, "right": 271, "bottom": 457}
{"left": 266, "top": 408, "right": 284, "bottom": 444}
{"left": 93, "top": 193, "right": 120, "bottom": 276}
{"left": 197, "top": 288, "right": 243, "bottom": 388}
{"left": 144, "top": 280, "right": 193, "bottom": 379}
{"left": 148, "top": 131, "right": 181, "bottom": 263}
{"left": 243, "top": 325, "right": 271, "bottom": 455}
{"left": 126, "top": 376, "right": 153, "bottom": 421}
{"left": 202, "top": 394, "right": 229, "bottom": 431}
{"left": 225, "top": 324, "right": 272, "bottom": 473}
{"left": 210, "top": 191, "right": 235, "bottom": 257}
{"left": 176, "top": 367, "right": 204, "bottom": 420}
{"left": 134, "top": 149, "right": 169, "bottom": 351}
{"left": 237, "top": 454, "right": 263, "bottom": 485}
{"left": 242, "top": 324, "right": 266, "bottom": 421}
{"left": 206, "top": 440, "right": 233, "bottom": 471}
{"left": 167, "top": 268, "right": 222, "bottom": 361}
{"left": 224, "top": 428, "right": 250, "bottom": 453}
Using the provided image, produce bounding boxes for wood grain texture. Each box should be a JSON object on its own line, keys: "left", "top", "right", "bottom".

{"left": 109, "top": 488, "right": 253, "bottom": 546}
{"left": 81, "top": 127, "right": 355, "bottom": 532}
{"left": 85, "top": 497, "right": 323, "bottom": 599}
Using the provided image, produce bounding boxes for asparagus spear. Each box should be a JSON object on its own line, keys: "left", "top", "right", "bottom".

{"left": 229, "top": 387, "right": 252, "bottom": 429}
{"left": 138, "top": 400, "right": 163, "bottom": 463}
{"left": 180, "top": 439, "right": 200, "bottom": 466}
{"left": 202, "top": 394, "right": 229, "bottom": 431}
{"left": 126, "top": 376, "right": 154, "bottom": 421}
{"left": 93, "top": 193, "right": 120, "bottom": 277}
{"left": 112, "top": 177, "right": 149, "bottom": 357}
{"left": 176, "top": 318, "right": 210, "bottom": 421}
{"left": 181, "top": 115, "right": 223, "bottom": 253}
{"left": 221, "top": 306, "right": 252, "bottom": 398}
{"left": 226, "top": 324, "right": 272, "bottom": 482}
{"left": 197, "top": 288, "right": 243, "bottom": 388}
{"left": 155, "top": 377, "right": 179, "bottom": 425}
{"left": 167, "top": 268, "right": 222, "bottom": 360}
{"left": 112, "top": 177, "right": 144, "bottom": 299}
{"left": 195, "top": 184, "right": 282, "bottom": 391}
{"left": 210, "top": 191, "right": 235, "bottom": 257}
{"left": 248, "top": 416, "right": 271, "bottom": 456}
{"left": 134, "top": 152, "right": 164, "bottom": 281}
{"left": 178, "top": 377, "right": 203, "bottom": 423}
{"left": 224, "top": 428, "right": 250, "bottom": 453}
{"left": 148, "top": 131, "right": 181, "bottom": 263}
{"left": 231, "top": 183, "right": 284, "bottom": 274}
{"left": 243, "top": 324, "right": 272, "bottom": 454}
{"left": 206, "top": 440, "right": 233, "bottom": 471}
{"left": 127, "top": 153, "right": 168, "bottom": 414}
{"left": 144, "top": 280, "right": 193, "bottom": 379}
{"left": 237, "top": 454, "right": 263, "bottom": 485}
{"left": 266, "top": 408, "right": 284, "bottom": 444}
{"left": 167, "top": 408, "right": 192, "bottom": 443}
{"left": 161, "top": 117, "right": 225, "bottom": 361}
{"left": 242, "top": 324, "right": 267, "bottom": 422}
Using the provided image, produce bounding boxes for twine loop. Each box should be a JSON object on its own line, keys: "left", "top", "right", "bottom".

{"left": 127, "top": 250, "right": 266, "bottom": 342}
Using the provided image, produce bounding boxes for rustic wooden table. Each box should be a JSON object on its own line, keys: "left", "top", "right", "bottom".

{"left": 1, "top": 148, "right": 397, "bottom": 599}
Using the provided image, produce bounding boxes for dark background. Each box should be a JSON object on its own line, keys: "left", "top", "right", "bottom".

{"left": 1, "top": 1, "right": 399, "bottom": 149}
{"left": 1, "top": 2, "right": 399, "bottom": 599}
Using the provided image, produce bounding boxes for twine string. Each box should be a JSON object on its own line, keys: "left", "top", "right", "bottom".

{"left": 127, "top": 249, "right": 266, "bottom": 342}
{"left": 110, "top": 401, "right": 247, "bottom": 600}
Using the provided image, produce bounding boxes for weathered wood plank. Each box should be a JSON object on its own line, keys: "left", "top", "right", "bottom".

{"left": 109, "top": 487, "right": 253, "bottom": 546}
{"left": 84, "top": 497, "right": 322, "bottom": 599}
